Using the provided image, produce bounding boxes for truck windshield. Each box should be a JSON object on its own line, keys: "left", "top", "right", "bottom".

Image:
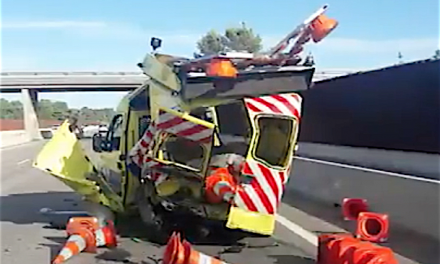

{"left": 254, "top": 117, "right": 296, "bottom": 167}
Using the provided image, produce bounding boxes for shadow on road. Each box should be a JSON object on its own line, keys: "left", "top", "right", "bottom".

{"left": 1, "top": 191, "right": 316, "bottom": 264}
{"left": 268, "top": 255, "right": 315, "bottom": 264}
{"left": 283, "top": 192, "right": 440, "bottom": 264}
{"left": 0, "top": 191, "right": 80, "bottom": 225}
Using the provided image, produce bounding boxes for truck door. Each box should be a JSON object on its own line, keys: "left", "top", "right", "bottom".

{"left": 98, "top": 114, "right": 125, "bottom": 196}
{"left": 226, "top": 93, "right": 301, "bottom": 235}
{"left": 140, "top": 107, "right": 216, "bottom": 182}
{"left": 33, "top": 121, "right": 124, "bottom": 212}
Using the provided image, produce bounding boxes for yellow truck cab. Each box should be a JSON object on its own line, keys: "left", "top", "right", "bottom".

{"left": 34, "top": 5, "right": 338, "bottom": 238}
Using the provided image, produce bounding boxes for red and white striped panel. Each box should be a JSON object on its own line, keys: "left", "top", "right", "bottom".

{"left": 142, "top": 157, "right": 168, "bottom": 186}
{"left": 129, "top": 121, "right": 157, "bottom": 168}
{"left": 234, "top": 159, "right": 287, "bottom": 215}
{"left": 232, "top": 93, "right": 301, "bottom": 215}
{"left": 244, "top": 93, "right": 302, "bottom": 120}
{"left": 155, "top": 110, "right": 214, "bottom": 144}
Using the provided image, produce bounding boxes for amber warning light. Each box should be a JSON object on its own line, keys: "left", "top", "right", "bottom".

{"left": 206, "top": 58, "right": 238, "bottom": 77}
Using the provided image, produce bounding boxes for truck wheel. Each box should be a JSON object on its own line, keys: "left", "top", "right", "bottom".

{"left": 135, "top": 183, "right": 169, "bottom": 244}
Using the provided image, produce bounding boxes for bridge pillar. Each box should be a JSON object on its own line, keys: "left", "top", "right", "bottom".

{"left": 21, "top": 89, "right": 42, "bottom": 140}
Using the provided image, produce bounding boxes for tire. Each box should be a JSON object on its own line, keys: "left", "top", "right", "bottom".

{"left": 135, "top": 183, "right": 170, "bottom": 244}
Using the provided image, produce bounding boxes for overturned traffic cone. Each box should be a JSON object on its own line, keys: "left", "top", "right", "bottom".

{"left": 52, "top": 217, "right": 99, "bottom": 264}
{"left": 95, "top": 220, "right": 118, "bottom": 248}
{"left": 310, "top": 14, "right": 338, "bottom": 43}
{"left": 366, "top": 248, "right": 399, "bottom": 264}
{"left": 317, "top": 233, "right": 354, "bottom": 264}
{"left": 356, "top": 212, "right": 389, "bottom": 243}
{"left": 163, "top": 232, "right": 232, "bottom": 264}
{"left": 353, "top": 243, "right": 398, "bottom": 264}
{"left": 325, "top": 235, "right": 359, "bottom": 264}
{"left": 205, "top": 167, "right": 236, "bottom": 204}
{"left": 342, "top": 198, "right": 369, "bottom": 221}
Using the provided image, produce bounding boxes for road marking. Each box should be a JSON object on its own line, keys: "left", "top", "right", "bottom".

{"left": 17, "top": 159, "right": 30, "bottom": 165}
{"left": 276, "top": 214, "right": 318, "bottom": 247}
{"left": 294, "top": 156, "right": 440, "bottom": 184}
{"left": 0, "top": 140, "right": 42, "bottom": 151}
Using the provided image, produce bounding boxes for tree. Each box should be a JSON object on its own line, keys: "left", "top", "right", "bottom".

{"left": 197, "top": 24, "right": 262, "bottom": 55}
{"left": 433, "top": 49, "right": 440, "bottom": 60}
{"left": 196, "top": 30, "right": 226, "bottom": 55}
{"left": 0, "top": 98, "right": 115, "bottom": 124}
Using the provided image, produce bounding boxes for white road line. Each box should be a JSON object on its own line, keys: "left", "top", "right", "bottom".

{"left": 276, "top": 214, "right": 318, "bottom": 247}
{"left": 0, "top": 140, "right": 40, "bottom": 151}
{"left": 17, "top": 159, "right": 30, "bottom": 165}
{"left": 294, "top": 156, "right": 440, "bottom": 184}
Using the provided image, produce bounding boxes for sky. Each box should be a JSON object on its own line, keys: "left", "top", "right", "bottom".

{"left": 1, "top": 0, "right": 439, "bottom": 109}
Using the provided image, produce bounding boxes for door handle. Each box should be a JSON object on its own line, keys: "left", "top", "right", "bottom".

{"left": 119, "top": 154, "right": 126, "bottom": 161}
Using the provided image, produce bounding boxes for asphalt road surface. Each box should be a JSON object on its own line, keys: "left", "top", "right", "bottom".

{"left": 0, "top": 140, "right": 317, "bottom": 264}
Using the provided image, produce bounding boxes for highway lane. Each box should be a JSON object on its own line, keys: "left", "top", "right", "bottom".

{"left": 0, "top": 140, "right": 316, "bottom": 264}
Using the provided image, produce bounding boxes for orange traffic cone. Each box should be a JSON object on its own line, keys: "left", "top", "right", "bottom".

{"left": 163, "top": 232, "right": 231, "bottom": 264}
{"left": 352, "top": 243, "right": 397, "bottom": 264}
{"left": 163, "top": 232, "right": 187, "bottom": 264}
{"left": 356, "top": 212, "right": 389, "bottom": 243}
{"left": 366, "top": 249, "right": 398, "bottom": 264}
{"left": 342, "top": 198, "right": 369, "bottom": 221}
{"left": 95, "top": 220, "right": 118, "bottom": 248}
{"left": 182, "top": 240, "right": 229, "bottom": 264}
{"left": 331, "top": 237, "right": 363, "bottom": 264}
{"left": 310, "top": 14, "right": 338, "bottom": 43}
{"left": 317, "top": 233, "right": 354, "bottom": 264}
{"left": 52, "top": 217, "right": 99, "bottom": 264}
{"left": 205, "top": 167, "right": 236, "bottom": 204}
{"left": 326, "top": 235, "right": 359, "bottom": 264}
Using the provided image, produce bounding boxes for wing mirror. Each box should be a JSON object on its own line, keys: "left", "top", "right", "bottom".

{"left": 92, "top": 133, "right": 103, "bottom": 152}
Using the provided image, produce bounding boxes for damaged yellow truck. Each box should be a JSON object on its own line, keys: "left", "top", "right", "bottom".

{"left": 33, "top": 4, "right": 338, "bottom": 241}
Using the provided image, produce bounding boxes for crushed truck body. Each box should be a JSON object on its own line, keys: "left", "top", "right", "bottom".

{"left": 32, "top": 4, "right": 341, "bottom": 263}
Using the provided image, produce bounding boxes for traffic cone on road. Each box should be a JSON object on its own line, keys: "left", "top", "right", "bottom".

{"left": 326, "top": 235, "right": 359, "bottom": 264}
{"left": 163, "top": 232, "right": 232, "bottom": 264}
{"left": 317, "top": 233, "right": 355, "bottom": 264}
{"left": 352, "top": 243, "right": 398, "bottom": 264}
{"left": 356, "top": 212, "right": 389, "bottom": 243}
{"left": 181, "top": 240, "right": 230, "bottom": 264}
{"left": 52, "top": 228, "right": 97, "bottom": 264}
{"left": 95, "top": 220, "right": 118, "bottom": 248}
{"left": 52, "top": 217, "right": 99, "bottom": 264}
{"left": 342, "top": 198, "right": 369, "bottom": 221}
{"left": 163, "top": 232, "right": 187, "bottom": 264}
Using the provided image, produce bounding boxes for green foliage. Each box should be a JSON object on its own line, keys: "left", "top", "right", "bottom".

{"left": 197, "top": 24, "right": 262, "bottom": 55}
{"left": 433, "top": 49, "right": 440, "bottom": 59}
{"left": 0, "top": 98, "right": 115, "bottom": 124}
{"left": 0, "top": 98, "right": 23, "bottom": 119}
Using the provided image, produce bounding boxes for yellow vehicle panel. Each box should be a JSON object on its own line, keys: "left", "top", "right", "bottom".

{"left": 33, "top": 121, "right": 124, "bottom": 212}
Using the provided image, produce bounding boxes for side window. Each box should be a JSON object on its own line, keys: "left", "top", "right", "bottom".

{"left": 105, "top": 114, "right": 124, "bottom": 151}
{"left": 139, "top": 115, "right": 151, "bottom": 139}
{"left": 254, "top": 117, "right": 296, "bottom": 167}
